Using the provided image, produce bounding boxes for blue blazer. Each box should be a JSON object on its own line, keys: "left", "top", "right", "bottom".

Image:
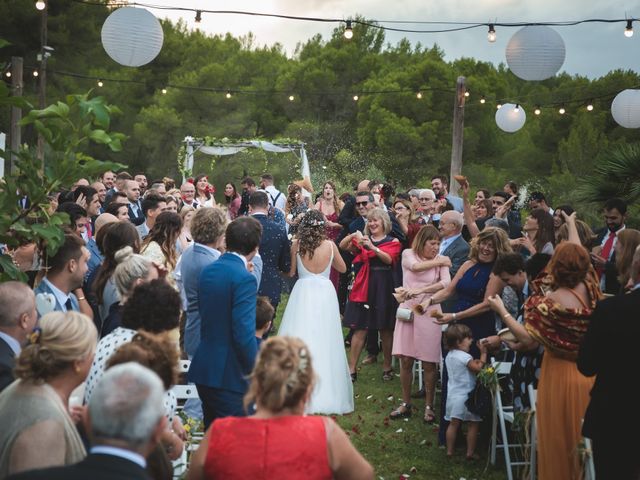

{"left": 251, "top": 214, "right": 290, "bottom": 307}
{"left": 33, "top": 279, "right": 80, "bottom": 317}
{"left": 180, "top": 243, "right": 221, "bottom": 357}
{"left": 442, "top": 235, "right": 470, "bottom": 278}
{"left": 188, "top": 253, "right": 258, "bottom": 393}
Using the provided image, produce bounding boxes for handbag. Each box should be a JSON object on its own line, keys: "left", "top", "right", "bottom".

{"left": 396, "top": 307, "right": 414, "bottom": 322}
{"left": 465, "top": 382, "right": 493, "bottom": 418}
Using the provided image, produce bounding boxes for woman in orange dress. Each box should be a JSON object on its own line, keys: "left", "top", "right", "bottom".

{"left": 490, "top": 237, "right": 602, "bottom": 480}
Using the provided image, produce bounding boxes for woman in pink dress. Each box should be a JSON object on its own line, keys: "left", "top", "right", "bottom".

{"left": 315, "top": 181, "right": 344, "bottom": 291}
{"left": 390, "top": 225, "right": 451, "bottom": 423}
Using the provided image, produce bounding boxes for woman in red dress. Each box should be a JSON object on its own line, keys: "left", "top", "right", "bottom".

{"left": 315, "top": 181, "right": 344, "bottom": 291}
{"left": 186, "top": 337, "right": 373, "bottom": 480}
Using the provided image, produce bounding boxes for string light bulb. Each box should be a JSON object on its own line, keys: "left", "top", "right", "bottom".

{"left": 480, "top": 96, "right": 486, "bottom": 104}
{"left": 161, "top": 88, "right": 167, "bottom": 94}
{"left": 195, "top": 10, "right": 202, "bottom": 24}
{"left": 487, "top": 24, "right": 496, "bottom": 43}
{"left": 624, "top": 19, "right": 634, "bottom": 38}
{"left": 35, "top": 0, "right": 45, "bottom": 10}
{"left": 226, "top": 91, "right": 232, "bottom": 99}
{"left": 496, "top": 103, "right": 502, "bottom": 109}
{"left": 344, "top": 20, "right": 354, "bottom": 40}
{"left": 97, "top": 79, "right": 103, "bottom": 87}
{"left": 559, "top": 106, "right": 566, "bottom": 115}
{"left": 33, "top": 70, "right": 39, "bottom": 77}
{"left": 534, "top": 106, "right": 541, "bottom": 115}
{"left": 288, "top": 95, "right": 295, "bottom": 101}
{"left": 586, "top": 101, "right": 594, "bottom": 111}
{"left": 353, "top": 95, "right": 359, "bottom": 101}
{"left": 464, "top": 90, "right": 470, "bottom": 98}
{"left": 5, "top": 71, "right": 11, "bottom": 78}
{"left": 416, "top": 92, "right": 423, "bottom": 99}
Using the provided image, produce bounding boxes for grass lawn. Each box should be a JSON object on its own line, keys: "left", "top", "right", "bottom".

{"left": 274, "top": 294, "right": 509, "bottom": 480}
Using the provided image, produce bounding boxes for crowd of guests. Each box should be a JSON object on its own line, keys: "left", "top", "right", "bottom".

{"left": 0, "top": 169, "right": 638, "bottom": 479}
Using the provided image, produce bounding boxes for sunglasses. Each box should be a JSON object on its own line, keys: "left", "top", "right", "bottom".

{"left": 356, "top": 201, "right": 369, "bottom": 206}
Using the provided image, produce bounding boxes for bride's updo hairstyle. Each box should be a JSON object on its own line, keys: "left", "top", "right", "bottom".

{"left": 112, "top": 246, "right": 155, "bottom": 298}
{"left": 15, "top": 311, "right": 97, "bottom": 382}
{"left": 296, "top": 209, "right": 326, "bottom": 259}
{"left": 244, "top": 336, "right": 315, "bottom": 413}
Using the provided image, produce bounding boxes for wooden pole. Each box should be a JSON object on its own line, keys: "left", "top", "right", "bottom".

{"left": 36, "top": 3, "right": 48, "bottom": 162}
{"left": 449, "top": 76, "right": 466, "bottom": 197}
{"left": 9, "top": 56, "right": 23, "bottom": 175}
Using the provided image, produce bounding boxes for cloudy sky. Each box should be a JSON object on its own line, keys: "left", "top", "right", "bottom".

{"left": 143, "top": 0, "right": 638, "bottom": 79}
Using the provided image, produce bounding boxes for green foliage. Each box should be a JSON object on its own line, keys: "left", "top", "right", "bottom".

{"left": 0, "top": 90, "right": 125, "bottom": 282}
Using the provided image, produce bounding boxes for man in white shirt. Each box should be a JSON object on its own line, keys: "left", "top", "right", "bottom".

{"left": 260, "top": 173, "right": 286, "bottom": 212}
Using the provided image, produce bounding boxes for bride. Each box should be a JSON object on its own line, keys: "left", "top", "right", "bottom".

{"left": 278, "top": 209, "right": 354, "bottom": 415}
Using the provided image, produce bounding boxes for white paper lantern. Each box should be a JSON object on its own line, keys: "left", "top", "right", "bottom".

{"left": 505, "top": 26, "right": 565, "bottom": 81}
{"left": 495, "top": 103, "right": 526, "bottom": 133}
{"left": 101, "top": 7, "right": 164, "bottom": 67}
{"left": 611, "top": 89, "right": 640, "bottom": 129}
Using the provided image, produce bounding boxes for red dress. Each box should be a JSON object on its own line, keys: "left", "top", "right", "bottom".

{"left": 318, "top": 203, "right": 342, "bottom": 292}
{"left": 204, "top": 416, "right": 333, "bottom": 479}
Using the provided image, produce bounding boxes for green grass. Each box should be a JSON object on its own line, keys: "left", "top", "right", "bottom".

{"left": 275, "top": 294, "right": 509, "bottom": 480}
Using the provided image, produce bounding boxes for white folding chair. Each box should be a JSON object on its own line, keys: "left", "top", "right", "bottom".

{"left": 171, "top": 383, "right": 203, "bottom": 478}
{"left": 178, "top": 359, "right": 191, "bottom": 373}
{"left": 412, "top": 360, "right": 424, "bottom": 391}
{"left": 490, "top": 360, "right": 535, "bottom": 480}
{"left": 528, "top": 385, "right": 537, "bottom": 480}
{"left": 582, "top": 420, "right": 596, "bottom": 480}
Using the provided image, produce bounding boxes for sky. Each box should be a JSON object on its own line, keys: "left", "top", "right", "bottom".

{"left": 138, "top": 0, "right": 639, "bottom": 79}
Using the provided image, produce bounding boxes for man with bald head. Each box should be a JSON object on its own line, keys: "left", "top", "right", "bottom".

{"left": 0, "top": 282, "right": 37, "bottom": 391}
{"left": 123, "top": 180, "right": 144, "bottom": 226}
{"left": 438, "top": 210, "right": 469, "bottom": 278}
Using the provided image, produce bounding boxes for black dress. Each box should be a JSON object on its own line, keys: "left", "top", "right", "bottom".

{"left": 342, "top": 235, "right": 398, "bottom": 331}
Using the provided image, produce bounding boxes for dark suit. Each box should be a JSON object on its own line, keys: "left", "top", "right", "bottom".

{"left": 251, "top": 213, "right": 290, "bottom": 311}
{"left": 7, "top": 453, "right": 150, "bottom": 480}
{"left": 0, "top": 336, "right": 16, "bottom": 392}
{"left": 441, "top": 235, "right": 470, "bottom": 279}
{"left": 595, "top": 227, "right": 622, "bottom": 294}
{"left": 127, "top": 201, "right": 145, "bottom": 226}
{"left": 188, "top": 253, "right": 258, "bottom": 428}
{"left": 578, "top": 289, "right": 640, "bottom": 480}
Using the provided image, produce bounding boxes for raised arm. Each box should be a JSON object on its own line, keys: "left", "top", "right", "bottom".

{"left": 461, "top": 182, "right": 480, "bottom": 238}
{"left": 487, "top": 294, "right": 539, "bottom": 351}
{"left": 326, "top": 418, "right": 375, "bottom": 480}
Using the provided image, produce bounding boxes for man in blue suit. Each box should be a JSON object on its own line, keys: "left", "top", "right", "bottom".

{"left": 248, "top": 191, "right": 290, "bottom": 314}
{"left": 188, "top": 216, "right": 263, "bottom": 428}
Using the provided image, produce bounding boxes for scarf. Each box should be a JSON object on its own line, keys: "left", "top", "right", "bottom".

{"left": 349, "top": 237, "right": 402, "bottom": 303}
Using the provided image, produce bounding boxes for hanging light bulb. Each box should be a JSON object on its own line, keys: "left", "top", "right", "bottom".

{"left": 97, "top": 79, "right": 104, "bottom": 87}
{"left": 33, "top": 70, "right": 39, "bottom": 77}
{"left": 161, "top": 88, "right": 167, "bottom": 94}
{"left": 344, "top": 20, "right": 354, "bottom": 40}
{"left": 496, "top": 103, "right": 502, "bottom": 109}
{"left": 5, "top": 71, "right": 11, "bottom": 78}
{"left": 35, "top": 0, "right": 46, "bottom": 10}
{"left": 624, "top": 19, "right": 634, "bottom": 38}
{"left": 586, "top": 101, "right": 594, "bottom": 111}
{"left": 487, "top": 24, "right": 496, "bottom": 43}
{"left": 288, "top": 95, "right": 295, "bottom": 101}
{"left": 353, "top": 95, "right": 359, "bottom": 101}
{"left": 534, "top": 106, "right": 541, "bottom": 115}
{"left": 416, "top": 92, "right": 423, "bottom": 99}
{"left": 559, "top": 106, "right": 566, "bottom": 115}
{"left": 225, "top": 91, "right": 232, "bottom": 99}
{"left": 195, "top": 10, "right": 202, "bottom": 24}
{"left": 480, "top": 96, "right": 486, "bottom": 104}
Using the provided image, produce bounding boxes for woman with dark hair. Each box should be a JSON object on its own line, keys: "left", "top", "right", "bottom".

{"left": 553, "top": 205, "right": 575, "bottom": 242}
{"left": 518, "top": 209, "right": 555, "bottom": 256}
{"left": 392, "top": 198, "right": 422, "bottom": 248}
{"left": 104, "top": 201, "right": 129, "bottom": 221}
{"left": 278, "top": 210, "right": 352, "bottom": 414}
{"left": 314, "top": 181, "right": 344, "bottom": 291}
{"left": 224, "top": 183, "right": 242, "bottom": 220}
{"left": 474, "top": 188, "right": 491, "bottom": 204}
{"left": 141, "top": 211, "right": 182, "bottom": 281}
{"left": 473, "top": 198, "right": 494, "bottom": 231}
{"left": 93, "top": 221, "right": 141, "bottom": 323}
{"left": 285, "top": 184, "right": 308, "bottom": 237}
{"left": 489, "top": 241, "right": 602, "bottom": 480}
{"left": 194, "top": 174, "right": 216, "bottom": 207}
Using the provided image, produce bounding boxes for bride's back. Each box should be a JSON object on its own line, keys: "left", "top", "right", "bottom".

{"left": 298, "top": 240, "right": 334, "bottom": 274}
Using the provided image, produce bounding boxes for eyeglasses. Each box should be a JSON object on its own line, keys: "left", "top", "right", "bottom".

{"left": 356, "top": 201, "right": 369, "bottom": 206}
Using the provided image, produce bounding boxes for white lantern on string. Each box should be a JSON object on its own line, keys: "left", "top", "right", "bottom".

{"left": 505, "top": 26, "right": 565, "bottom": 81}
{"left": 611, "top": 89, "right": 640, "bottom": 129}
{"left": 495, "top": 103, "right": 526, "bottom": 133}
{"left": 101, "top": 7, "right": 164, "bottom": 67}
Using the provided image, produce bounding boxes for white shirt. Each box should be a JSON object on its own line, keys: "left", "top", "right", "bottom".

{"left": 263, "top": 185, "right": 286, "bottom": 212}
{"left": 439, "top": 233, "right": 461, "bottom": 255}
{"left": 0, "top": 331, "right": 21, "bottom": 356}
{"left": 90, "top": 446, "right": 146, "bottom": 469}
{"left": 41, "top": 277, "right": 71, "bottom": 311}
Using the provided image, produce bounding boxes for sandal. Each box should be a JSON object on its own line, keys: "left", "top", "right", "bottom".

{"left": 382, "top": 369, "right": 395, "bottom": 381}
{"left": 424, "top": 405, "right": 436, "bottom": 424}
{"left": 390, "top": 402, "right": 413, "bottom": 419}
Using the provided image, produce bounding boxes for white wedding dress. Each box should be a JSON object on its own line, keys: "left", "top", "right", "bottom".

{"left": 278, "top": 250, "right": 354, "bottom": 415}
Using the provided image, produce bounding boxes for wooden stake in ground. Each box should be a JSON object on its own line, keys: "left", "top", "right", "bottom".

{"left": 449, "top": 76, "right": 466, "bottom": 197}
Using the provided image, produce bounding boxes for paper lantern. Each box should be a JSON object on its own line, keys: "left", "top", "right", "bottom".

{"left": 505, "top": 26, "right": 565, "bottom": 81}
{"left": 611, "top": 89, "right": 640, "bottom": 129}
{"left": 101, "top": 7, "right": 163, "bottom": 67}
{"left": 495, "top": 103, "right": 526, "bottom": 133}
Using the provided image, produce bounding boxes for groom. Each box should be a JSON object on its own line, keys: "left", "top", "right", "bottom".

{"left": 189, "top": 216, "right": 263, "bottom": 429}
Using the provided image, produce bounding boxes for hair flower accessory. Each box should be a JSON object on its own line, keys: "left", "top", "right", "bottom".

{"left": 29, "top": 327, "right": 42, "bottom": 345}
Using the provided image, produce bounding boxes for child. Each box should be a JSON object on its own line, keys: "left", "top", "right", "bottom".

{"left": 255, "top": 296, "right": 274, "bottom": 346}
{"left": 443, "top": 323, "right": 488, "bottom": 459}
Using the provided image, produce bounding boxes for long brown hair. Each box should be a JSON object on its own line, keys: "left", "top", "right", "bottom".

{"left": 296, "top": 210, "right": 327, "bottom": 259}
{"left": 141, "top": 211, "right": 182, "bottom": 269}
{"left": 321, "top": 181, "right": 343, "bottom": 215}
{"left": 94, "top": 222, "right": 140, "bottom": 304}
{"left": 616, "top": 229, "right": 640, "bottom": 286}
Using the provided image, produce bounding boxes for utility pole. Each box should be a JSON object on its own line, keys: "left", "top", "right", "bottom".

{"left": 9, "top": 57, "right": 23, "bottom": 175}
{"left": 36, "top": 1, "right": 48, "bottom": 162}
{"left": 449, "top": 76, "right": 466, "bottom": 197}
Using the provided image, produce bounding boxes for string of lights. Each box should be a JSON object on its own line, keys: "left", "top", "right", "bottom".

{"left": 6, "top": 66, "right": 636, "bottom": 116}
{"left": 66, "top": 0, "right": 637, "bottom": 38}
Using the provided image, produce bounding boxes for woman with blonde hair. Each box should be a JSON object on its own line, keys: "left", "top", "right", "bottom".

{"left": 187, "top": 336, "right": 374, "bottom": 480}
{"left": 0, "top": 312, "right": 97, "bottom": 476}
